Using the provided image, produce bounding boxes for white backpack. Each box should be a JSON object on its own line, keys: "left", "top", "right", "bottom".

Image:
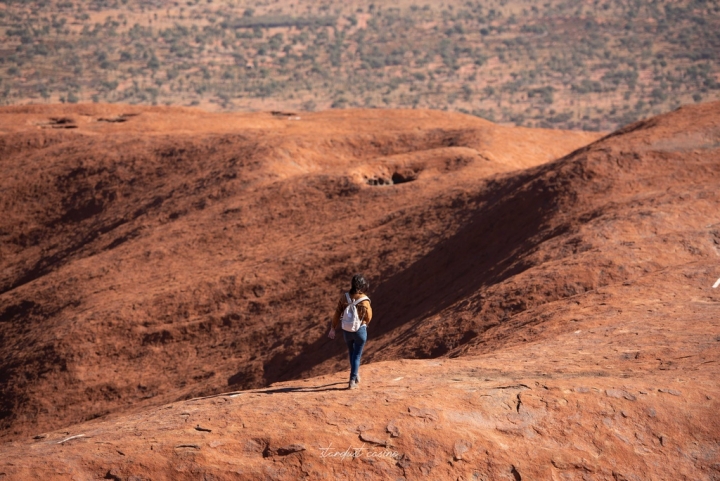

{"left": 340, "top": 292, "right": 369, "bottom": 332}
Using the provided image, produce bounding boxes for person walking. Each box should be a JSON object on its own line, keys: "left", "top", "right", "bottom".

{"left": 328, "top": 274, "right": 373, "bottom": 389}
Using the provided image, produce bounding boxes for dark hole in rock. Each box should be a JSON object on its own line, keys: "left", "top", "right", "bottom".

{"left": 391, "top": 172, "right": 417, "bottom": 184}
{"left": 48, "top": 117, "right": 78, "bottom": 128}
{"left": 98, "top": 113, "right": 138, "bottom": 123}
{"left": 367, "top": 177, "right": 392, "bottom": 186}
{"left": 50, "top": 117, "right": 74, "bottom": 124}
{"left": 98, "top": 117, "right": 128, "bottom": 123}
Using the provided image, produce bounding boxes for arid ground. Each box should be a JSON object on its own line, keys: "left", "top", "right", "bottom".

{"left": 0, "top": 101, "right": 719, "bottom": 479}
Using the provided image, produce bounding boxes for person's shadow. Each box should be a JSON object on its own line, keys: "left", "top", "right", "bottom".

{"left": 257, "top": 381, "right": 348, "bottom": 394}
{"left": 190, "top": 382, "right": 349, "bottom": 401}
{"left": 275, "top": 164, "right": 563, "bottom": 382}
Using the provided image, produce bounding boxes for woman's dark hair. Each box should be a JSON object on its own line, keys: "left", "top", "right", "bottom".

{"left": 350, "top": 273, "right": 369, "bottom": 294}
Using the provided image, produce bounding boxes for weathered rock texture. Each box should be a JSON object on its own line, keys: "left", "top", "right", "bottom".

{"left": 1, "top": 102, "right": 719, "bottom": 480}
{"left": 0, "top": 104, "right": 598, "bottom": 441}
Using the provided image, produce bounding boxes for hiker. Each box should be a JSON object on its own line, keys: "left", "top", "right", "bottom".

{"left": 328, "top": 273, "right": 373, "bottom": 389}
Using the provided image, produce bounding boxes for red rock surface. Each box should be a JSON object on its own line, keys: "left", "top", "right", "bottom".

{"left": 1, "top": 102, "right": 719, "bottom": 480}
{"left": 0, "top": 104, "right": 598, "bottom": 442}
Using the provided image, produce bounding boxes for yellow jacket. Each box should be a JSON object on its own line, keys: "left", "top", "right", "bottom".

{"left": 331, "top": 292, "right": 372, "bottom": 329}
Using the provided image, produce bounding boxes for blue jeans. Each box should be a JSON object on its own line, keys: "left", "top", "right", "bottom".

{"left": 342, "top": 325, "right": 367, "bottom": 382}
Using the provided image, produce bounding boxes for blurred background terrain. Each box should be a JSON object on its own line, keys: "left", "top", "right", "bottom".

{"left": 1, "top": 0, "right": 718, "bottom": 130}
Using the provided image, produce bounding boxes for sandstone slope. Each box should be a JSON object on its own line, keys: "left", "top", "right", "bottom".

{"left": 1, "top": 102, "right": 719, "bottom": 480}
{"left": 0, "top": 105, "right": 598, "bottom": 440}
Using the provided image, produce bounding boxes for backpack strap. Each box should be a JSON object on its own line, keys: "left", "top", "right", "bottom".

{"left": 348, "top": 295, "right": 369, "bottom": 307}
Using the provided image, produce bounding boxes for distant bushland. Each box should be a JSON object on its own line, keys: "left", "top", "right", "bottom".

{"left": 222, "top": 15, "right": 336, "bottom": 30}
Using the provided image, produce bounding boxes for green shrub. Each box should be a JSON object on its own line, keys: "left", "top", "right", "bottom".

{"left": 147, "top": 56, "right": 160, "bottom": 70}
{"left": 527, "top": 86, "right": 554, "bottom": 104}
{"left": 571, "top": 80, "right": 603, "bottom": 94}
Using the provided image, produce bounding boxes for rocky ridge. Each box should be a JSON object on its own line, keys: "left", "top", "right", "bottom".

{"left": 0, "top": 102, "right": 719, "bottom": 479}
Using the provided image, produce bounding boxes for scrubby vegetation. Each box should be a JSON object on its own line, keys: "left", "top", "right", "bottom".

{"left": 1, "top": 0, "right": 718, "bottom": 130}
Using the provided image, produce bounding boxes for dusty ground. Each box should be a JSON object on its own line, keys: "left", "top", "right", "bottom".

{"left": 1, "top": 101, "right": 719, "bottom": 479}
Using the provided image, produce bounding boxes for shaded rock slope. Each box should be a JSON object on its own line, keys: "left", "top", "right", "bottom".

{"left": 0, "top": 105, "right": 598, "bottom": 441}
{"left": 1, "top": 102, "right": 719, "bottom": 480}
